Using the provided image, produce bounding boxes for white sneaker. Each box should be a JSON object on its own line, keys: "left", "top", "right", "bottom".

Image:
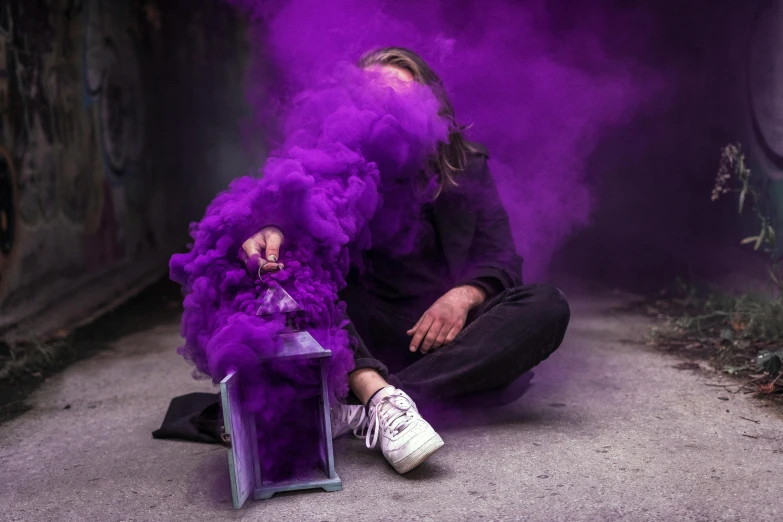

{"left": 331, "top": 400, "right": 367, "bottom": 439}
{"left": 365, "top": 386, "right": 444, "bottom": 474}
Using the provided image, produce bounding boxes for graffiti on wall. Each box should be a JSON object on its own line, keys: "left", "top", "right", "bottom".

{"left": 0, "top": 0, "right": 113, "bottom": 295}
{"left": 0, "top": 0, "right": 247, "bottom": 322}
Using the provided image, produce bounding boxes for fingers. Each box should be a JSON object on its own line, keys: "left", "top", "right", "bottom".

{"left": 407, "top": 308, "right": 465, "bottom": 354}
{"left": 433, "top": 324, "right": 450, "bottom": 350}
{"left": 406, "top": 314, "right": 423, "bottom": 336}
{"left": 408, "top": 315, "right": 434, "bottom": 352}
{"left": 420, "top": 320, "right": 444, "bottom": 354}
{"left": 258, "top": 230, "right": 284, "bottom": 273}
{"left": 264, "top": 230, "right": 283, "bottom": 263}
{"left": 444, "top": 322, "right": 463, "bottom": 344}
{"left": 259, "top": 260, "right": 285, "bottom": 273}
{"left": 242, "top": 235, "right": 265, "bottom": 263}
{"left": 242, "top": 229, "right": 286, "bottom": 277}
{"left": 242, "top": 238, "right": 264, "bottom": 275}
{"left": 256, "top": 260, "right": 285, "bottom": 279}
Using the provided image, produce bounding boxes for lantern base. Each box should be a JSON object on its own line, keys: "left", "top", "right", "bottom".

{"left": 254, "top": 474, "right": 343, "bottom": 500}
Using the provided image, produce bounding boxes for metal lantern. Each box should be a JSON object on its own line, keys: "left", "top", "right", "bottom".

{"left": 219, "top": 285, "right": 342, "bottom": 508}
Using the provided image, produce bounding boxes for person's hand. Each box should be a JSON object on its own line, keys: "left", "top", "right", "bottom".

{"left": 241, "top": 226, "right": 285, "bottom": 276}
{"left": 406, "top": 285, "right": 486, "bottom": 354}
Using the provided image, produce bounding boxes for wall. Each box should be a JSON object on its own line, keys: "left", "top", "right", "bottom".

{"left": 5, "top": 0, "right": 776, "bottom": 335}
{"left": 549, "top": 0, "right": 768, "bottom": 291}
{"left": 746, "top": 0, "right": 783, "bottom": 250}
{"left": 0, "top": 0, "right": 251, "bottom": 340}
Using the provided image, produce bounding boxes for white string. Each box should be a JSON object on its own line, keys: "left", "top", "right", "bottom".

{"left": 365, "top": 392, "right": 414, "bottom": 449}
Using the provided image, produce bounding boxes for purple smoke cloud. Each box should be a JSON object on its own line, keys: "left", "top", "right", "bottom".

{"left": 171, "top": 64, "right": 447, "bottom": 478}
{"left": 172, "top": 0, "right": 658, "bottom": 479}
{"left": 233, "top": 0, "right": 659, "bottom": 279}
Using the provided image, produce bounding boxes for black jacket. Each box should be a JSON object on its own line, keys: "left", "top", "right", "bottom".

{"left": 353, "top": 142, "right": 524, "bottom": 303}
{"left": 432, "top": 142, "right": 524, "bottom": 296}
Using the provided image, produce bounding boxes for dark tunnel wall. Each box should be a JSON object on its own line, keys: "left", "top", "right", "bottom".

{"left": 747, "top": 0, "right": 783, "bottom": 261}
{"left": 549, "top": 0, "right": 771, "bottom": 292}
{"left": 2, "top": 0, "right": 780, "bottom": 339}
{"left": 0, "top": 0, "right": 253, "bottom": 340}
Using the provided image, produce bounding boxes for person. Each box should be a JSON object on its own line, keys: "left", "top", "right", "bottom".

{"left": 240, "top": 47, "right": 571, "bottom": 475}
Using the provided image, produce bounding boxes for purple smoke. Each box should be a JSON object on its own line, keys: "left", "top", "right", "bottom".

{"left": 172, "top": 0, "right": 658, "bottom": 479}
{"left": 234, "top": 0, "right": 658, "bottom": 279}
{"left": 171, "top": 64, "right": 447, "bottom": 477}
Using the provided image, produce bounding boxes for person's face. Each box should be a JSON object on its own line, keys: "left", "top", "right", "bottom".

{"left": 366, "top": 64, "right": 414, "bottom": 91}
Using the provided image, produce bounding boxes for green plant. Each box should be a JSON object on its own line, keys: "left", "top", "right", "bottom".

{"left": 714, "top": 144, "right": 781, "bottom": 291}
{"left": 641, "top": 144, "right": 783, "bottom": 395}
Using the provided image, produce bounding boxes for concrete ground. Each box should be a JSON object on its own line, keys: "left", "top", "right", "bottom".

{"left": 1, "top": 287, "right": 782, "bottom": 522}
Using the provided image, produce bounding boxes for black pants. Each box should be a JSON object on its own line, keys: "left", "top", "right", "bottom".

{"left": 340, "top": 283, "right": 571, "bottom": 405}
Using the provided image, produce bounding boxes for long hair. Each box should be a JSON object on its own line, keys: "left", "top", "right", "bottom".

{"left": 358, "top": 47, "right": 478, "bottom": 196}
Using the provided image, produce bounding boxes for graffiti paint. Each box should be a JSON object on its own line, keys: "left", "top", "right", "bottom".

{"left": 0, "top": 0, "right": 249, "bottom": 338}
{"left": 84, "top": 0, "right": 145, "bottom": 182}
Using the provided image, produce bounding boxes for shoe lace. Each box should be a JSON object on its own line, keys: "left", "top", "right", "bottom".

{"left": 365, "top": 393, "right": 415, "bottom": 449}
{"left": 335, "top": 402, "right": 367, "bottom": 434}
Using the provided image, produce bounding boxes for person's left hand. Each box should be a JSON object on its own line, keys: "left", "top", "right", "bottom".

{"left": 407, "top": 285, "right": 486, "bottom": 354}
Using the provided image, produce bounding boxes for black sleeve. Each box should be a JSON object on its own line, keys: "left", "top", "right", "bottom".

{"left": 463, "top": 276, "right": 505, "bottom": 300}
{"left": 455, "top": 154, "right": 524, "bottom": 292}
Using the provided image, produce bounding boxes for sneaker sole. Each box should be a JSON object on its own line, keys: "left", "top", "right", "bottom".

{"left": 391, "top": 434, "right": 445, "bottom": 474}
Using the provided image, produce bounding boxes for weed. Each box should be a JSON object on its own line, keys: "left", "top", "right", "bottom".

{"left": 645, "top": 144, "right": 783, "bottom": 395}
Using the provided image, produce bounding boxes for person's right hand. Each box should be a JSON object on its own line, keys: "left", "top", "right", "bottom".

{"left": 241, "top": 226, "right": 285, "bottom": 276}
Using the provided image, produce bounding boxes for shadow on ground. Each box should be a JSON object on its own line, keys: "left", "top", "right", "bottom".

{"left": 0, "top": 274, "right": 182, "bottom": 424}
